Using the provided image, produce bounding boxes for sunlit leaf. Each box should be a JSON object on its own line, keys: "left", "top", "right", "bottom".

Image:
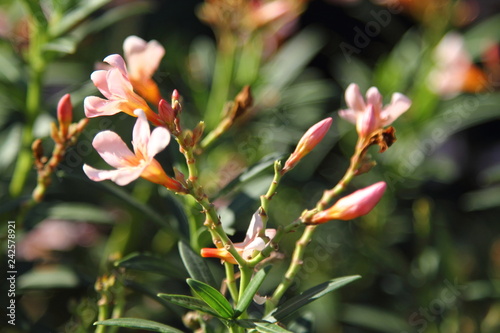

{"left": 94, "top": 318, "right": 184, "bottom": 333}
{"left": 186, "top": 278, "right": 234, "bottom": 319}
{"left": 266, "top": 275, "right": 361, "bottom": 322}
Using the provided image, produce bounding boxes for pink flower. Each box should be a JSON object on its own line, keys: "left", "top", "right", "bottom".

{"left": 84, "top": 54, "right": 160, "bottom": 124}
{"left": 339, "top": 83, "right": 411, "bottom": 137}
{"left": 83, "top": 109, "right": 184, "bottom": 191}
{"left": 428, "top": 32, "right": 488, "bottom": 97}
{"left": 282, "top": 117, "right": 333, "bottom": 174}
{"left": 311, "top": 181, "right": 386, "bottom": 223}
{"left": 18, "top": 219, "right": 98, "bottom": 261}
{"left": 201, "top": 210, "right": 276, "bottom": 264}
{"left": 123, "top": 35, "right": 165, "bottom": 105}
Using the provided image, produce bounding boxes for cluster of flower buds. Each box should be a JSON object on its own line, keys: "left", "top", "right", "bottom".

{"left": 158, "top": 90, "right": 182, "bottom": 134}
{"left": 32, "top": 94, "right": 88, "bottom": 202}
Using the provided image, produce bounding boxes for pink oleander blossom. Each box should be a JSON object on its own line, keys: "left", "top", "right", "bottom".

{"left": 18, "top": 219, "right": 99, "bottom": 261}
{"left": 201, "top": 210, "right": 276, "bottom": 264}
{"left": 83, "top": 110, "right": 184, "bottom": 191}
{"left": 339, "top": 83, "right": 411, "bottom": 137}
{"left": 311, "top": 181, "right": 387, "bottom": 223}
{"left": 123, "top": 35, "right": 165, "bottom": 105}
{"left": 84, "top": 54, "right": 160, "bottom": 125}
{"left": 428, "top": 32, "right": 488, "bottom": 97}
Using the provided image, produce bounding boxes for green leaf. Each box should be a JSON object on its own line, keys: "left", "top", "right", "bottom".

{"left": 287, "top": 311, "right": 314, "bottom": 333}
{"left": 178, "top": 241, "right": 217, "bottom": 288}
{"left": 260, "top": 27, "right": 326, "bottom": 91}
{"left": 214, "top": 153, "right": 283, "bottom": 198}
{"left": 339, "top": 304, "right": 411, "bottom": 332}
{"left": 266, "top": 275, "right": 361, "bottom": 322}
{"left": 18, "top": 266, "right": 80, "bottom": 290}
{"left": 157, "top": 294, "right": 220, "bottom": 318}
{"left": 235, "top": 266, "right": 271, "bottom": 316}
{"left": 124, "top": 280, "right": 184, "bottom": 316}
{"left": 114, "top": 252, "right": 186, "bottom": 279}
{"left": 253, "top": 322, "right": 294, "bottom": 333}
{"left": 186, "top": 278, "right": 234, "bottom": 319}
{"left": 49, "top": 0, "right": 112, "bottom": 37}
{"left": 94, "top": 318, "right": 184, "bottom": 333}
{"left": 234, "top": 319, "right": 293, "bottom": 332}
{"left": 464, "top": 13, "right": 500, "bottom": 59}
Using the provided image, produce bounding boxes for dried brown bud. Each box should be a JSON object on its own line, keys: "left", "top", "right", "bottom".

{"left": 230, "top": 85, "right": 253, "bottom": 120}
{"left": 32, "top": 139, "right": 45, "bottom": 170}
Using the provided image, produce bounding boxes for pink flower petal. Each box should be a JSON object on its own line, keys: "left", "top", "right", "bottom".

{"left": 356, "top": 104, "right": 377, "bottom": 137}
{"left": 103, "top": 54, "right": 128, "bottom": 77}
{"left": 106, "top": 67, "right": 134, "bottom": 98}
{"left": 338, "top": 109, "right": 357, "bottom": 124}
{"left": 132, "top": 110, "right": 151, "bottom": 155}
{"left": 345, "top": 83, "right": 366, "bottom": 112}
{"left": 84, "top": 96, "right": 122, "bottom": 118}
{"left": 365, "top": 87, "right": 382, "bottom": 110}
{"left": 124, "top": 36, "right": 165, "bottom": 79}
{"left": 148, "top": 126, "right": 171, "bottom": 158}
{"left": 244, "top": 211, "right": 264, "bottom": 244}
{"left": 83, "top": 164, "right": 144, "bottom": 186}
{"left": 381, "top": 92, "right": 412, "bottom": 126}
{"left": 92, "top": 131, "right": 136, "bottom": 168}
{"left": 91, "top": 70, "right": 112, "bottom": 98}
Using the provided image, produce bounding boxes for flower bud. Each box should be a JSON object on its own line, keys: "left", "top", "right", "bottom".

{"left": 282, "top": 117, "right": 332, "bottom": 174}
{"left": 310, "top": 181, "right": 386, "bottom": 224}
{"left": 57, "top": 94, "right": 73, "bottom": 138}
{"left": 158, "top": 98, "right": 176, "bottom": 126}
{"left": 200, "top": 247, "right": 237, "bottom": 264}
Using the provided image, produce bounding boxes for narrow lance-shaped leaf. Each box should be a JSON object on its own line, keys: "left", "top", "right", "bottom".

{"left": 157, "top": 294, "right": 220, "bottom": 318}
{"left": 253, "top": 322, "right": 295, "bottom": 333}
{"left": 235, "top": 320, "right": 293, "bottom": 333}
{"left": 179, "top": 241, "right": 217, "bottom": 288}
{"left": 114, "top": 253, "right": 186, "bottom": 279}
{"left": 186, "top": 278, "right": 235, "bottom": 319}
{"left": 94, "top": 318, "right": 184, "bottom": 333}
{"left": 235, "top": 266, "right": 271, "bottom": 316}
{"left": 266, "top": 275, "right": 361, "bottom": 322}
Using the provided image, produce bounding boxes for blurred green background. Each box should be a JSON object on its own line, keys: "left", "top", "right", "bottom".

{"left": 1, "top": 0, "right": 500, "bottom": 332}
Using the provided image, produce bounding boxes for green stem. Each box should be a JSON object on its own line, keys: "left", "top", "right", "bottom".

{"left": 259, "top": 161, "right": 282, "bottom": 229}
{"left": 265, "top": 225, "right": 317, "bottom": 312}
{"left": 224, "top": 262, "right": 239, "bottom": 303}
{"left": 95, "top": 299, "right": 109, "bottom": 333}
{"left": 205, "top": 33, "right": 236, "bottom": 130}
{"left": 264, "top": 137, "right": 368, "bottom": 313}
{"left": 238, "top": 266, "right": 252, "bottom": 305}
{"left": 10, "top": 18, "right": 46, "bottom": 197}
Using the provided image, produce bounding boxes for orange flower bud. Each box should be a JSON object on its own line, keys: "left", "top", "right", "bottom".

{"left": 282, "top": 117, "right": 332, "bottom": 174}
{"left": 311, "top": 181, "right": 386, "bottom": 224}
{"left": 201, "top": 247, "right": 237, "bottom": 265}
